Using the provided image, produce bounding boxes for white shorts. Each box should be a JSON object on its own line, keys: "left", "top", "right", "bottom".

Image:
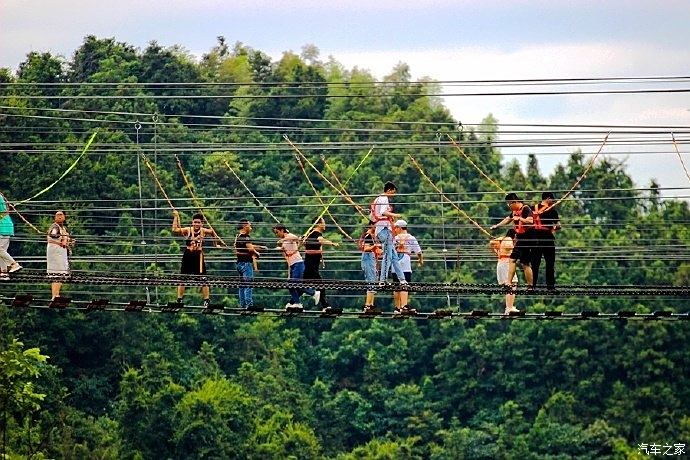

{"left": 497, "top": 261, "right": 517, "bottom": 285}
{"left": 47, "top": 244, "right": 69, "bottom": 274}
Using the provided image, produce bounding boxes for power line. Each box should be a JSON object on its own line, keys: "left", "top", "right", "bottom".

{"left": 7, "top": 87, "right": 690, "bottom": 99}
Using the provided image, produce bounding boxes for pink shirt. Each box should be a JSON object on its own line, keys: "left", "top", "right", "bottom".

{"left": 279, "top": 233, "right": 303, "bottom": 266}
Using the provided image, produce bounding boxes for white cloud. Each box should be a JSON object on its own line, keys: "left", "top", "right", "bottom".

{"left": 328, "top": 43, "right": 690, "bottom": 194}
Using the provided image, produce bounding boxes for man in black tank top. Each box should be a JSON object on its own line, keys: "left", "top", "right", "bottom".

{"left": 172, "top": 211, "right": 219, "bottom": 308}
{"left": 303, "top": 216, "right": 339, "bottom": 311}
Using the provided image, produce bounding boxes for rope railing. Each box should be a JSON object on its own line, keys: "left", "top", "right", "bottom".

{"left": 2, "top": 270, "right": 689, "bottom": 297}
{"left": 2, "top": 295, "right": 688, "bottom": 322}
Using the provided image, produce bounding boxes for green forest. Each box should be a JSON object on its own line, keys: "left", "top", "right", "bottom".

{"left": 1, "top": 36, "right": 689, "bottom": 459}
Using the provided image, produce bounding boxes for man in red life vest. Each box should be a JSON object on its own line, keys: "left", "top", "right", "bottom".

{"left": 531, "top": 191, "right": 561, "bottom": 290}
{"left": 491, "top": 193, "right": 534, "bottom": 291}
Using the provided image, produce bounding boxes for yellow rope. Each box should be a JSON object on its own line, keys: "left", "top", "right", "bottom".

{"left": 447, "top": 133, "right": 506, "bottom": 193}
{"left": 301, "top": 146, "right": 375, "bottom": 239}
{"left": 141, "top": 154, "right": 176, "bottom": 211}
{"left": 543, "top": 132, "right": 610, "bottom": 213}
{"left": 408, "top": 153, "right": 493, "bottom": 238}
{"left": 293, "top": 153, "right": 354, "bottom": 240}
{"left": 174, "top": 155, "right": 228, "bottom": 248}
{"left": 284, "top": 135, "right": 369, "bottom": 219}
{"left": 13, "top": 130, "right": 99, "bottom": 207}
{"left": 671, "top": 132, "right": 690, "bottom": 183}
{"left": 320, "top": 154, "right": 368, "bottom": 217}
{"left": 223, "top": 160, "right": 280, "bottom": 223}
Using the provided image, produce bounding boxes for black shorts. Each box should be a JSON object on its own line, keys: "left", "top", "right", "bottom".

{"left": 391, "top": 272, "right": 412, "bottom": 283}
{"left": 510, "top": 238, "right": 531, "bottom": 266}
{"left": 181, "top": 249, "right": 206, "bottom": 275}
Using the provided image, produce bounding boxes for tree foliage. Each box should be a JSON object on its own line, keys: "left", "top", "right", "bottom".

{"left": 0, "top": 36, "right": 688, "bottom": 458}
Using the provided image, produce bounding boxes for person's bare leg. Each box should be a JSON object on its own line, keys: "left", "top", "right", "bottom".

{"left": 506, "top": 292, "right": 516, "bottom": 310}
{"left": 394, "top": 291, "right": 401, "bottom": 309}
{"left": 366, "top": 292, "right": 375, "bottom": 306}
{"left": 523, "top": 265, "right": 534, "bottom": 287}
{"left": 177, "top": 284, "right": 185, "bottom": 300}
{"left": 400, "top": 290, "right": 409, "bottom": 308}
{"left": 51, "top": 282, "right": 61, "bottom": 300}
{"left": 507, "top": 261, "right": 517, "bottom": 291}
{"left": 201, "top": 285, "right": 210, "bottom": 300}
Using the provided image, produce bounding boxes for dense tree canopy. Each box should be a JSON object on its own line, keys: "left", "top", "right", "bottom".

{"left": 0, "top": 36, "right": 688, "bottom": 458}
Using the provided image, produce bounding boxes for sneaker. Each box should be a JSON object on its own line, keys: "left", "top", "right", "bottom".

{"left": 395, "top": 305, "right": 416, "bottom": 315}
{"left": 363, "top": 305, "right": 377, "bottom": 314}
{"left": 504, "top": 307, "right": 520, "bottom": 315}
{"left": 313, "top": 290, "right": 321, "bottom": 305}
{"left": 202, "top": 299, "right": 211, "bottom": 309}
{"left": 177, "top": 298, "right": 184, "bottom": 304}
{"left": 286, "top": 303, "right": 303, "bottom": 312}
{"left": 399, "top": 279, "right": 409, "bottom": 286}
{"left": 8, "top": 263, "right": 22, "bottom": 273}
{"left": 0, "top": 273, "right": 8, "bottom": 281}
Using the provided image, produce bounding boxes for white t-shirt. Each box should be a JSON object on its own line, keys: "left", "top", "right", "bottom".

{"left": 371, "top": 195, "right": 392, "bottom": 236}
{"left": 392, "top": 232, "right": 422, "bottom": 273}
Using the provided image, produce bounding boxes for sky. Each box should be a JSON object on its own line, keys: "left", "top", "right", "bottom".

{"left": 2, "top": 0, "right": 690, "bottom": 196}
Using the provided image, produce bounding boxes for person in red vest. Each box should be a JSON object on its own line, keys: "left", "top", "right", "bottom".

{"left": 491, "top": 193, "right": 534, "bottom": 291}
{"left": 369, "top": 181, "right": 406, "bottom": 286}
{"left": 531, "top": 191, "right": 561, "bottom": 290}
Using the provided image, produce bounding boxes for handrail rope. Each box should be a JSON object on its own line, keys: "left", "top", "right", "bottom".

{"left": 0, "top": 192, "right": 42, "bottom": 234}
{"left": 447, "top": 133, "right": 506, "bottom": 193}
{"left": 0, "top": 131, "right": 99, "bottom": 233}
{"left": 543, "top": 132, "right": 611, "bottom": 213}
{"left": 671, "top": 132, "right": 690, "bottom": 183}
{"left": 3, "top": 298, "right": 689, "bottom": 322}
{"left": 283, "top": 135, "right": 369, "bottom": 219}
{"left": 12, "top": 130, "right": 99, "bottom": 207}
{"left": 140, "top": 153, "right": 176, "bottom": 211}
{"left": 174, "top": 155, "right": 228, "bottom": 248}
{"left": 292, "top": 153, "right": 354, "bottom": 241}
{"left": 408, "top": 154, "right": 493, "bottom": 238}
{"left": 299, "top": 145, "right": 375, "bottom": 239}
{"left": 2, "top": 271, "right": 689, "bottom": 296}
{"left": 319, "top": 154, "right": 368, "bottom": 217}
{"left": 222, "top": 160, "right": 280, "bottom": 223}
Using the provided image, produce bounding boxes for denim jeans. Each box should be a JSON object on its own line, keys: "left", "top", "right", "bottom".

{"left": 377, "top": 227, "right": 404, "bottom": 282}
{"left": 361, "top": 252, "right": 377, "bottom": 293}
{"left": 289, "top": 261, "right": 314, "bottom": 304}
{"left": 236, "top": 262, "right": 254, "bottom": 307}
